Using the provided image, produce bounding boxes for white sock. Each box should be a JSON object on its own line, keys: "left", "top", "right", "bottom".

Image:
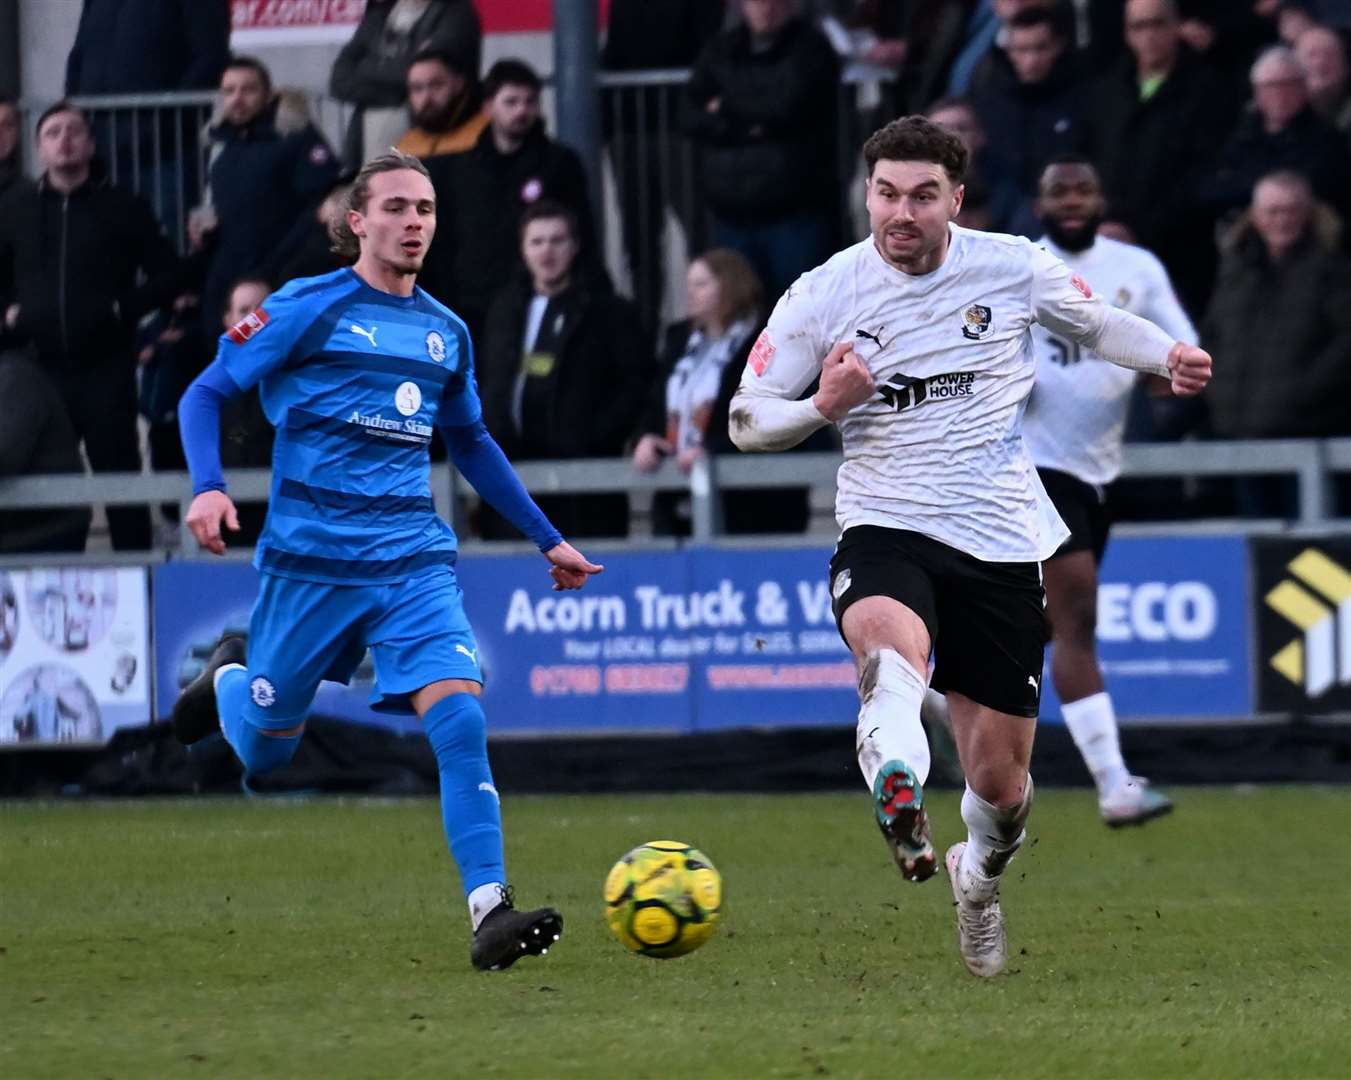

{"left": 212, "top": 662, "right": 246, "bottom": 693}
{"left": 855, "top": 650, "right": 931, "bottom": 789}
{"left": 958, "top": 778, "right": 1033, "bottom": 902}
{"left": 468, "top": 882, "right": 506, "bottom": 931}
{"left": 1061, "top": 691, "right": 1128, "bottom": 793}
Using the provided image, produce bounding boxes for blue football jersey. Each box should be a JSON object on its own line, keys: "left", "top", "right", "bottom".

{"left": 217, "top": 268, "right": 479, "bottom": 585}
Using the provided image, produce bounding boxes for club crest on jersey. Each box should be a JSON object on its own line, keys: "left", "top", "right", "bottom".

{"left": 425, "top": 330, "right": 447, "bottom": 363}
{"left": 250, "top": 677, "right": 276, "bottom": 708}
{"left": 748, "top": 329, "right": 776, "bottom": 376}
{"left": 960, "top": 304, "right": 992, "bottom": 340}
{"left": 226, "top": 308, "right": 269, "bottom": 345}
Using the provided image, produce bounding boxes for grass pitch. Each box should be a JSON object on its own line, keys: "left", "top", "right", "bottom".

{"left": 3, "top": 788, "right": 1349, "bottom": 1079}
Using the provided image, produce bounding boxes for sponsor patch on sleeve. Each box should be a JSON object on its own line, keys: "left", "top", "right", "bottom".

{"left": 1070, "top": 273, "right": 1093, "bottom": 299}
{"left": 748, "top": 329, "right": 776, "bottom": 377}
{"left": 226, "top": 307, "right": 270, "bottom": 345}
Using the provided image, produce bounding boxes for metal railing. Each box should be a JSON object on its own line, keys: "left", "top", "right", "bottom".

{"left": 2, "top": 440, "right": 1349, "bottom": 558}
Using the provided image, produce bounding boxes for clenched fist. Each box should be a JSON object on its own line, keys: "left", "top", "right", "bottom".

{"left": 1167, "top": 342, "right": 1212, "bottom": 397}
{"left": 812, "top": 340, "right": 876, "bottom": 422}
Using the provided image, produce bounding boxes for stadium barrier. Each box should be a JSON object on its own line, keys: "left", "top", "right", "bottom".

{"left": 3, "top": 442, "right": 1351, "bottom": 752}
{"left": 2, "top": 438, "right": 1350, "bottom": 552}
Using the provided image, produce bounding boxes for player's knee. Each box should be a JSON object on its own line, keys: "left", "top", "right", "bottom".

{"left": 423, "top": 692, "right": 487, "bottom": 765}
{"left": 236, "top": 722, "right": 302, "bottom": 775}
{"left": 1051, "top": 591, "right": 1097, "bottom": 649}
{"left": 967, "top": 764, "right": 1029, "bottom": 812}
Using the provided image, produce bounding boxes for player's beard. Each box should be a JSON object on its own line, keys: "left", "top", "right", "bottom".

{"left": 1043, "top": 213, "right": 1103, "bottom": 253}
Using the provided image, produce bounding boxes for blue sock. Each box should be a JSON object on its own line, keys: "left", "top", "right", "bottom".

{"left": 423, "top": 693, "right": 506, "bottom": 896}
{"left": 216, "top": 667, "right": 302, "bottom": 776}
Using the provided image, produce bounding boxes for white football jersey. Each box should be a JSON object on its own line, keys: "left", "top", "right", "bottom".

{"left": 738, "top": 226, "right": 1138, "bottom": 563}
{"left": 1022, "top": 236, "right": 1196, "bottom": 486}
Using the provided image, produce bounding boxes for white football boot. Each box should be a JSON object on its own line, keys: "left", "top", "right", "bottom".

{"left": 1100, "top": 775, "right": 1174, "bottom": 828}
{"left": 945, "top": 842, "right": 1008, "bottom": 978}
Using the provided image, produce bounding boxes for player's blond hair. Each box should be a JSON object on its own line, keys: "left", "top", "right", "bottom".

{"left": 329, "top": 149, "right": 433, "bottom": 261}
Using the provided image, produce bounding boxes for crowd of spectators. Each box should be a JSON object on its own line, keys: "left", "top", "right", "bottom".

{"left": 3, "top": 0, "right": 1351, "bottom": 555}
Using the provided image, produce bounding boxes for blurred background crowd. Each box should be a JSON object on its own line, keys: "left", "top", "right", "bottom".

{"left": 3, "top": 0, "right": 1351, "bottom": 555}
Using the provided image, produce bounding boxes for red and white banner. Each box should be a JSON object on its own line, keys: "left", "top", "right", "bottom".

{"left": 231, "top": 0, "right": 368, "bottom": 45}
{"left": 229, "top": 0, "right": 606, "bottom": 43}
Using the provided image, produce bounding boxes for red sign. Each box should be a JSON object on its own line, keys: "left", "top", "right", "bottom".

{"left": 231, "top": 0, "right": 367, "bottom": 31}
{"left": 230, "top": 0, "right": 608, "bottom": 35}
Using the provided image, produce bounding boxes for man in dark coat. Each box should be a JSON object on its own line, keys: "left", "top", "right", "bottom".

{"left": 968, "top": 7, "right": 1087, "bottom": 202}
{"left": 0, "top": 104, "right": 182, "bottom": 550}
{"left": 1202, "top": 170, "right": 1351, "bottom": 516}
{"left": 424, "top": 60, "right": 596, "bottom": 343}
{"left": 476, "top": 202, "right": 653, "bottom": 539}
{"left": 1087, "top": 0, "right": 1237, "bottom": 315}
{"left": 198, "top": 58, "right": 340, "bottom": 335}
{"left": 0, "top": 348, "right": 92, "bottom": 554}
{"left": 66, "top": 0, "right": 230, "bottom": 226}
{"left": 66, "top": 0, "right": 229, "bottom": 94}
{"left": 683, "top": 0, "right": 840, "bottom": 302}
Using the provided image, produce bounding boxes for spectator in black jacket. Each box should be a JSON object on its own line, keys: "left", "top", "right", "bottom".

{"left": 65, "top": 0, "right": 229, "bottom": 228}
{"left": 330, "top": 0, "right": 482, "bottom": 164}
{"left": 1087, "top": 0, "right": 1236, "bottom": 314}
{"left": 602, "top": 0, "right": 726, "bottom": 329}
{"left": 968, "top": 7, "right": 1087, "bottom": 203}
{"left": 0, "top": 348, "right": 91, "bottom": 555}
{"left": 197, "top": 57, "right": 340, "bottom": 339}
{"left": 477, "top": 202, "right": 653, "bottom": 540}
{"left": 66, "top": 0, "right": 229, "bottom": 94}
{"left": 0, "top": 104, "right": 182, "bottom": 550}
{"left": 424, "top": 60, "right": 597, "bottom": 342}
{"left": 1202, "top": 169, "right": 1351, "bottom": 516}
{"left": 684, "top": 0, "right": 841, "bottom": 303}
{"left": 1203, "top": 44, "right": 1351, "bottom": 224}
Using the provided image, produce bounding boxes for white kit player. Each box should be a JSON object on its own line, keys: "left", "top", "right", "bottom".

{"left": 1026, "top": 156, "right": 1193, "bottom": 823}
{"left": 922, "top": 156, "right": 1190, "bottom": 826}
{"left": 728, "top": 118, "right": 1211, "bottom": 977}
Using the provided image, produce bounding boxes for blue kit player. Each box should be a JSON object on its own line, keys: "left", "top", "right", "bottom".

{"left": 172, "top": 150, "right": 603, "bottom": 971}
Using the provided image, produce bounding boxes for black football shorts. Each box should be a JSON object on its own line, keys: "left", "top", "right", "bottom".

{"left": 1038, "top": 467, "right": 1111, "bottom": 564}
{"left": 829, "top": 525, "right": 1050, "bottom": 718}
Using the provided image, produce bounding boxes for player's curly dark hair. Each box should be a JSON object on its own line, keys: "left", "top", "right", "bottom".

{"left": 329, "top": 149, "right": 432, "bottom": 261}
{"left": 862, "top": 116, "right": 968, "bottom": 184}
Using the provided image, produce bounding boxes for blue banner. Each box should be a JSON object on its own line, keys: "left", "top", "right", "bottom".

{"left": 1039, "top": 534, "right": 1253, "bottom": 722}
{"left": 154, "top": 534, "right": 1251, "bottom": 734}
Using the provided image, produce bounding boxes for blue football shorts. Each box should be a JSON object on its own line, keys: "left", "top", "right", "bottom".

{"left": 240, "top": 565, "right": 481, "bottom": 729}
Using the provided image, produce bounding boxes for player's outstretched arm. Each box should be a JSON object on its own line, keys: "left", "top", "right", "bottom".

{"left": 178, "top": 359, "right": 246, "bottom": 555}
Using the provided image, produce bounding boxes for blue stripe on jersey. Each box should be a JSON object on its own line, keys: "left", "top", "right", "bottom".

{"left": 312, "top": 349, "right": 452, "bottom": 387}
{"left": 275, "top": 478, "right": 435, "bottom": 521}
{"left": 283, "top": 288, "right": 367, "bottom": 371}
{"left": 259, "top": 546, "right": 457, "bottom": 580}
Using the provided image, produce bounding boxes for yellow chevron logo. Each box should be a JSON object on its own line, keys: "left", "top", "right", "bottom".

{"left": 1264, "top": 549, "right": 1351, "bottom": 696}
